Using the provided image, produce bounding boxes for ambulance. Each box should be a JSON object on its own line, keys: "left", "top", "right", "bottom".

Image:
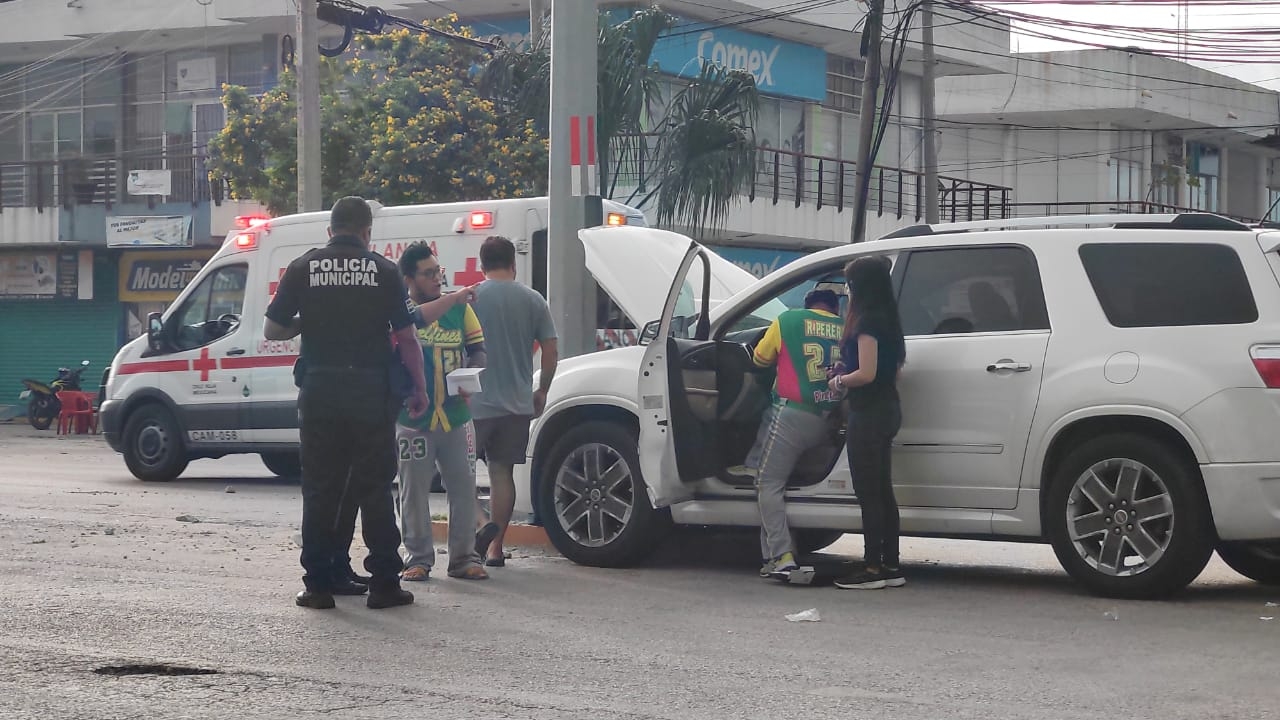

{"left": 99, "top": 197, "right": 647, "bottom": 482}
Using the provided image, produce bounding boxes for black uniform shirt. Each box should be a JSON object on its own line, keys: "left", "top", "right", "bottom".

{"left": 266, "top": 234, "right": 412, "bottom": 421}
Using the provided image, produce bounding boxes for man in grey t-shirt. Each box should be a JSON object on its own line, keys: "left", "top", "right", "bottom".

{"left": 470, "top": 236, "right": 559, "bottom": 566}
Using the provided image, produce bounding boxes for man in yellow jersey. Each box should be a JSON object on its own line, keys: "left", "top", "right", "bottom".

{"left": 736, "top": 289, "right": 844, "bottom": 580}
{"left": 395, "top": 242, "right": 491, "bottom": 581}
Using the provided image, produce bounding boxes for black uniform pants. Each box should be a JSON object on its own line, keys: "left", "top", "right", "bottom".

{"left": 299, "top": 414, "right": 403, "bottom": 591}
{"left": 846, "top": 394, "right": 903, "bottom": 569}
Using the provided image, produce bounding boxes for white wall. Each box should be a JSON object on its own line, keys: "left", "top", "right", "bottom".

{"left": 0, "top": 208, "right": 58, "bottom": 245}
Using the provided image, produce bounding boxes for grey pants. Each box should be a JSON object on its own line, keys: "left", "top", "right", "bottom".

{"left": 396, "top": 422, "right": 480, "bottom": 573}
{"left": 749, "top": 402, "right": 832, "bottom": 562}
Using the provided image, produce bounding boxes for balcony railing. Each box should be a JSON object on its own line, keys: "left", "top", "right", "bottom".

{"left": 0, "top": 152, "right": 227, "bottom": 213}
{"left": 608, "top": 133, "right": 1015, "bottom": 223}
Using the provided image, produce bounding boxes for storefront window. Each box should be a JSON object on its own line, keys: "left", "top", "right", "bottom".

{"left": 826, "top": 55, "right": 862, "bottom": 112}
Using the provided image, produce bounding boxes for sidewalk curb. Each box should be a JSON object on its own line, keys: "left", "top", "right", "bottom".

{"left": 430, "top": 520, "right": 553, "bottom": 549}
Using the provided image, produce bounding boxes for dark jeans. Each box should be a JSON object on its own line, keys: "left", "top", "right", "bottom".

{"left": 846, "top": 395, "right": 903, "bottom": 568}
{"left": 299, "top": 415, "right": 404, "bottom": 591}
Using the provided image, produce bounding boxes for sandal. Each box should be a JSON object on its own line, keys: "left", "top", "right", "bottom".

{"left": 401, "top": 565, "right": 430, "bottom": 582}
{"left": 448, "top": 565, "right": 489, "bottom": 580}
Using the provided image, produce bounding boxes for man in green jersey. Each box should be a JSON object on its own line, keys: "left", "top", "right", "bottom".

{"left": 396, "top": 242, "right": 490, "bottom": 581}
{"left": 739, "top": 289, "right": 843, "bottom": 579}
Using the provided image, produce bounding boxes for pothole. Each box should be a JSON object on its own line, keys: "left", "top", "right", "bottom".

{"left": 94, "top": 664, "right": 219, "bottom": 677}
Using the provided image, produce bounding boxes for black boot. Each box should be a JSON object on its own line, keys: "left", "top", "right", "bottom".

{"left": 332, "top": 578, "right": 369, "bottom": 596}
{"left": 295, "top": 589, "right": 336, "bottom": 609}
{"left": 366, "top": 581, "right": 414, "bottom": 610}
{"left": 345, "top": 565, "right": 372, "bottom": 585}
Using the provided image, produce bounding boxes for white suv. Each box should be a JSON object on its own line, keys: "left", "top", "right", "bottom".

{"left": 516, "top": 215, "right": 1280, "bottom": 598}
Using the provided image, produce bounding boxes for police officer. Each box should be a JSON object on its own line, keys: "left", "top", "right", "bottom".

{"left": 265, "top": 196, "right": 431, "bottom": 610}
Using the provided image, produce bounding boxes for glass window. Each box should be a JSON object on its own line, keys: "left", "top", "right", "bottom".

{"left": 1267, "top": 189, "right": 1280, "bottom": 223}
{"left": 826, "top": 55, "right": 862, "bottom": 112}
{"left": 228, "top": 41, "right": 268, "bottom": 92}
{"left": 24, "top": 60, "right": 83, "bottom": 108}
{"left": 170, "top": 265, "right": 248, "bottom": 350}
{"left": 898, "top": 247, "right": 1050, "bottom": 336}
{"left": 0, "top": 64, "right": 21, "bottom": 112}
{"left": 85, "top": 106, "right": 117, "bottom": 155}
{"left": 83, "top": 57, "right": 123, "bottom": 105}
{"left": 1079, "top": 244, "right": 1257, "bottom": 328}
{"left": 128, "top": 53, "right": 166, "bottom": 103}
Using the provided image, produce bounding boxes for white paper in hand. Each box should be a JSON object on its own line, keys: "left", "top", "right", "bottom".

{"left": 446, "top": 368, "right": 483, "bottom": 396}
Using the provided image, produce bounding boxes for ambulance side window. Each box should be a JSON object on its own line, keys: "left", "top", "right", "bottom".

{"left": 170, "top": 264, "right": 248, "bottom": 351}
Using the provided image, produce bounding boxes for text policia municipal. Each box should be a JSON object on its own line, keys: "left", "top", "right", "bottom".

{"left": 309, "top": 257, "right": 379, "bottom": 287}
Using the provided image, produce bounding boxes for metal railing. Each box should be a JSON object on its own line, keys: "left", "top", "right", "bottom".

{"left": 608, "top": 133, "right": 1014, "bottom": 223}
{"left": 0, "top": 151, "right": 225, "bottom": 213}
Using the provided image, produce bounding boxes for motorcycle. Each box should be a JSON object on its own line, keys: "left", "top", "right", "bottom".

{"left": 18, "top": 360, "right": 91, "bottom": 431}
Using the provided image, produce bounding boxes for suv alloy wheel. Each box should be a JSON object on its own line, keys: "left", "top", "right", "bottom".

{"left": 1047, "top": 433, "right": 1214, "bottom": 599}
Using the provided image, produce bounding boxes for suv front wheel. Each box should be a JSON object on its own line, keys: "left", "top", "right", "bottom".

{"left": 1047, "top": 433, "right": 1214, "bottom": 599}
{"left": 537, "top": 420, "right": 668, "bottom": 567}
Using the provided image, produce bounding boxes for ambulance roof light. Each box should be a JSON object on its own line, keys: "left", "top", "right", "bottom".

{"left": 469, "top": 210, "right": 494, "bottom": 230}
{"left": 606, "top": 212, "right": 626, "bottom": 226}
{"left": 234, "top": 214, "right": 271, "bottom": 229}
{"left": 232, "top": 232, "right": 258, "bottom": 250}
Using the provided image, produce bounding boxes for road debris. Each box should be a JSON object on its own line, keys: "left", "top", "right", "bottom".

{"left": 785, "top": 608, "right": 821, "bottom": 623}
{"left": 175, "top": 515, "right": 202, "bottom": 523}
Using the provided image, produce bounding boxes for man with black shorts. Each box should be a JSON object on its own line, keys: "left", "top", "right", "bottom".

{"left": 470, "top": 236, "right": 558, "bottom": 566}
{"left": 265, "top": 196, "right": 429, "bottom": 610}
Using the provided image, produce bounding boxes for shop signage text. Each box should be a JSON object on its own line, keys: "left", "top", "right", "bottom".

{"left": 119, "top": 250, "right": 213, "bottom": 302}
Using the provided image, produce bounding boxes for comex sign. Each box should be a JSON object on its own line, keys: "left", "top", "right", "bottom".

{"left": 650, "top": 22, "right": 826, "bottom": 102}
{"left": 696, "top": 31, "right": 781, "bottom": 87}
{"left": 469, "top": 14, "right": 827, "bottom": 102}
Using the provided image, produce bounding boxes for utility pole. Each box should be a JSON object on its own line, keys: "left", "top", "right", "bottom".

{"left": 849, "top": 0, "right": 884, "bottom": 243}
{"left": 296, "top": 0, "right": 323, "bottom": 213}
{"left": 547, "top": 0, "right": 600, "bottom": 358}
{"left": 529, "top": 0, "right": 548, "bottom": 48}
{"left": 921, "top": 0, "right": 940, "bottom": 224}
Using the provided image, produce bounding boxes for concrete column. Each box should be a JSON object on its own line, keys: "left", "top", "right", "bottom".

{"left": 1259, "top": 154, "right": 1271, "bottom": 219}
{"left": 1141, "top": 130, "right": 1153, "bottom": 206}
{"left": 1097, "top": 123, "right": 1114, "bottom": 207}
{"left": 1217, "top": 145, "right": 1228, "bottom": 215}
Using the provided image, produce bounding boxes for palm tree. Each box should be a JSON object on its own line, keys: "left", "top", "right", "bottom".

{"left": 480, "top": 6, "right": 759, "bottom": 237}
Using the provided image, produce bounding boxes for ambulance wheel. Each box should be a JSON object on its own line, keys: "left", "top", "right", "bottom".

{"left": 261, "top": 451, "right": 302, "bottom": 479}
{"left": 123, "top": 404, "right": 188, "bottom": 482}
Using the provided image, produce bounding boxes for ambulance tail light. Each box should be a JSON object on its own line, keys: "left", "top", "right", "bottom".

{"left": 469, "top": 210, "right": 494, "bottom": 230}
{"left": 234, "top": 214, "right": 271, "bottom": 229}
{"left": 606, "top": 212, "right": 627, "bottom": 226}
{"left": 232, "top": 231, "right": 258, "bottom": 250}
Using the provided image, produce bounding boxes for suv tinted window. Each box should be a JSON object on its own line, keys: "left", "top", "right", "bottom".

{"left": 898, "top": 247, "right": 1049, "bottom": 336}
{"left": 1079, "top": 243, "right": 1258, "bottom": 327}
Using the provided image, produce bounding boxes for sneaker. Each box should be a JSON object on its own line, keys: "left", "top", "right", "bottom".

{"left": 834, "top": 567, "right": 888, "bottom": 590}
{"left": 882, "top": 566, "right": 906, "bottom": 588}
{"left": 767, "top": 552, "right": 799, "bottom": 581}
{"left": 367, "top": 586, "right": 415, "bottom": 609}
{"left": 295, "top": 589, "right": 336, "bottom": 609}
{"left": 759, "top": 559, "right": 776, "bottom": 578}
{"left": 400, "top": 565, "right": 430, "bottom": 582}
{"left": 727, "top": 465, "right": 758, "bottom": 481}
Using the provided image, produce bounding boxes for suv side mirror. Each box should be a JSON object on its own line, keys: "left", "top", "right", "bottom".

{"left": 639, "top": 320, "right": 661, "bottom": 346}
{"left": 147, "top": 312, "right": 165, "bottom": 353}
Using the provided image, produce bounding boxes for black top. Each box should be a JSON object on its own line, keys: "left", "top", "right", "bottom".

{"left": 266, "top": 235, "right": 412, "bottom": 420}
{"left": 840, "top": 311, "right": 903, "bottom": 410}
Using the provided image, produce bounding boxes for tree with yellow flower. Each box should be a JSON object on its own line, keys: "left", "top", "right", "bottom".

{"left": 208, "top": 19, "right": 548, "bottom": 215}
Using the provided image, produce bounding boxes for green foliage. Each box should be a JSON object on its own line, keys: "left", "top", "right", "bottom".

{"left": 208, "top": 19, "right": 548, "bottom": 215}
{"left": 481, "top": 6, "right": 758, "bottom": 237}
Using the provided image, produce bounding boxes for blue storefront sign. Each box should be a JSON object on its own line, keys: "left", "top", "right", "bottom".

{"left": 708, "top": 245, "right": 811, "bottom": 308}
{"left": 465, "top": 13, "right": 826, "bottom": 101}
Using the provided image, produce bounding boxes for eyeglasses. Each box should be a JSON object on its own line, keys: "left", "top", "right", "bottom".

{"left": 416, "top": 267, "right": 441, "bottom": 280}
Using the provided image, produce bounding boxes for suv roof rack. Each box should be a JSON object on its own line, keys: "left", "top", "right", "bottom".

{"left": 882, "top": 212, "right": 1252, "bottom": 239}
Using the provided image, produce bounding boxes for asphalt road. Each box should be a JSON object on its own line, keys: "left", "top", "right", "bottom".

{"left": 1, "top": 424, "right": 1277, "bottom": 720}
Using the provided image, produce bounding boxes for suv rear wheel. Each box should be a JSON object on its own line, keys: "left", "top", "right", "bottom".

{"left": 1046, "top": 433, "right": 1214, "bottom": 599}
{"left": 537, "top": 420, "right": 668, "bottom": 567}
{"left": 1216, "top": 541, "right": 1280, "bottom": 586}
{"left": 260, "top": 451, "right": 301, "bottom": 478}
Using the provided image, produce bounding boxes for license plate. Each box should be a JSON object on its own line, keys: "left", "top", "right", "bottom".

{"left": 18, "top": 390, "right": 29, "bottom": 400}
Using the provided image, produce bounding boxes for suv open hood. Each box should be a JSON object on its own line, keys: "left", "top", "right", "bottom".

{"left": 580, "top": 226, "right": 760, "bottom": 329}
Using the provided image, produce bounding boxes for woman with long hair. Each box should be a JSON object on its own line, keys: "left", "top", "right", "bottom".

{"left": 828, "top": 255, "right": 907, "bottom": 589}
